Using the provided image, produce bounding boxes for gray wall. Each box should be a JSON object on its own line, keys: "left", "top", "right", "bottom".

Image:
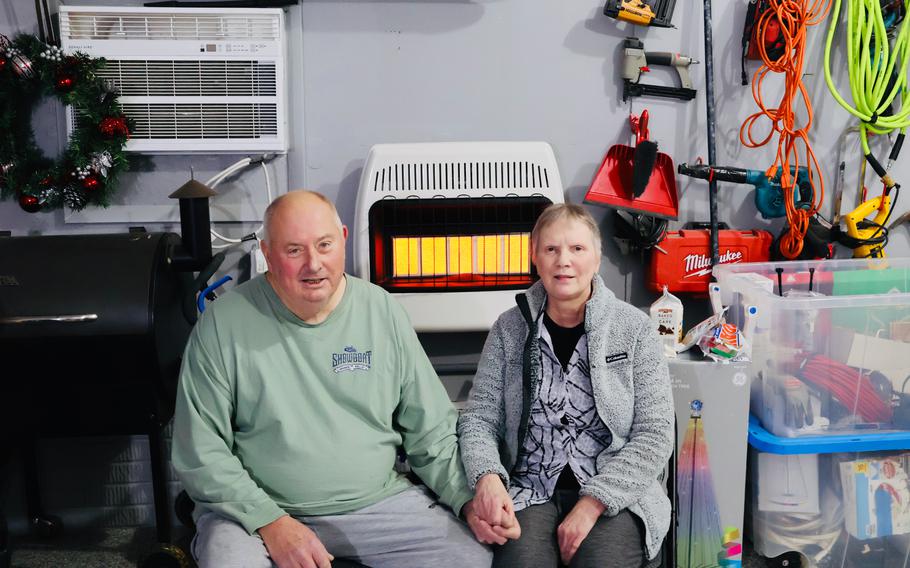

{"left": 4, "top": 0, "right": 906, "bottom": 297}
{"left": 2, "top": 0, "right": 909, "bottom": 532}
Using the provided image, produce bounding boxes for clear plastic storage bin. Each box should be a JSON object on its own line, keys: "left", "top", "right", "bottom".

{"left": 714, "top": 258, "right": 910, "bottom": 437}
{"left": 749, "top": 416, "right": 910, "bottom": 568}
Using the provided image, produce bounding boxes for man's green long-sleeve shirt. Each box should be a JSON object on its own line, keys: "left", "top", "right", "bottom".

{"left": 172, "top": 275, "right": 472, "bottom": 534}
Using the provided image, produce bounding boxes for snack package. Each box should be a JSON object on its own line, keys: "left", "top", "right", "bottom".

{"left": 650, "top": 286, "right": 683, "bottom": 358}
{"left": 678, "top": 311, "right": 726, "bottom": 353}
{"left": 698, "top": 321, "right": 745, "bottom": 361}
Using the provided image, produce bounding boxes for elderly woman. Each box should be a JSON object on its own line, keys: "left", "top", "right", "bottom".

{"left": 457, "top": 203, "right": 674, "bottom": 568}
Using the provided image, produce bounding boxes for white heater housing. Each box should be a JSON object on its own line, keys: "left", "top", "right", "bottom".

{"left": 59, "top": 6, "right": 288, "bottom": 154}
{"left": 355, "top": 142, "right": 565, "bottom": 332}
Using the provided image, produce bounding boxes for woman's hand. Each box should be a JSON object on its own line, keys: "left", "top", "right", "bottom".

{"left": 474, "top": 473, "right": 515, "bottom": 528}
{"left": 557, "top": 496, "right": 605, "bottom": 565}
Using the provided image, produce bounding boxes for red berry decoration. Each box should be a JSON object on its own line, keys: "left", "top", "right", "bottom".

{"left": 82, "top": 175, "right": 100, "bottom": 190}
{"left": 18, "top": 194, "right": 40, "bottom": 213}
{"left": 55, "top": 73, "right": 75, "bottom": 92}
{"left": 0, "top": 58, "right": 6, "bottom": 72}
{"left": 99, "top": 116, "right": 130, "bottom": 138}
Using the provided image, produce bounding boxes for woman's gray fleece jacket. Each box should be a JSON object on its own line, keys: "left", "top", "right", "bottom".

{"left": 457, "top": 275, "right": 674, "bottom": 559}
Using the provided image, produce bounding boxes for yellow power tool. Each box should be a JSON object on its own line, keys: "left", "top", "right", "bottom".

{"left": 605, "top": 0, "right": 676, "bottom": 28}
{"left": 843, "top": 195, "right": 892, "bottom": 258}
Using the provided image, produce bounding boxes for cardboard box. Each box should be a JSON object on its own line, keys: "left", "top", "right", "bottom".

{"left": 840, "top": 454, "right": 910, "bottom": 540}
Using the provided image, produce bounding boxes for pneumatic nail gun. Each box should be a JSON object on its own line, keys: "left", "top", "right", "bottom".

{"left": 622, "top": 37, "right": 697, "bottom": 102}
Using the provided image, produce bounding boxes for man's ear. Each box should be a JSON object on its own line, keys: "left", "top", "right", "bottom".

{"left": 259, "top": 239, "right": 272, "bottom": 267}
{"left": 342, "top": 225, "right": 349, "bottom": 240}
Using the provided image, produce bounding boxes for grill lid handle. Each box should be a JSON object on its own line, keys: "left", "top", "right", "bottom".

{"left": 1, "top": 314, "right": 98, "bottom": 324}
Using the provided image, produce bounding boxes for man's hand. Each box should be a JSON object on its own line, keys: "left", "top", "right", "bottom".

{"left": 474, "top": 473, "right": 515, "bottom": 528}
{"left": 258, "top": 515, "right": 334, "bottom": 568}
{"left": 557, "top": 496, "right": 605, "bottom": 565}
{"left": 462, "top": 499, "right": 521, "bottom": 545}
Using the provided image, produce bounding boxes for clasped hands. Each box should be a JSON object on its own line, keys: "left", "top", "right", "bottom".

{"left": 463, "top": 473, "right": 522, "bottom": 546}
{"left": 467, "top": 473, "right": 606, "bottom": 565}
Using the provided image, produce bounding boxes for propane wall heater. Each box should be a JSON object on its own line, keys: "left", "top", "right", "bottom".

{"left": 355, "top": 142, "right": 564, "bottom": 332}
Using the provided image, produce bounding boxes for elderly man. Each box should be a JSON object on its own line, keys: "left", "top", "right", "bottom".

{"left": 172, "top": 191, "right": 515, "bottom": 568}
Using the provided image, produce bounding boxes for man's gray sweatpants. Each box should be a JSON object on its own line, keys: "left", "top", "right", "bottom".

{"left": 192, "top": 486, "right": 492, "bottom": 568}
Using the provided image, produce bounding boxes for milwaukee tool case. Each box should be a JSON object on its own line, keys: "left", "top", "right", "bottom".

{"left": 648, "top": 227, "right": 773, "bottom": 293}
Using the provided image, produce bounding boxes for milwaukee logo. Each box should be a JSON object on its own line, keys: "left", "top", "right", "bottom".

{"left": 683, "top": 250, "right": 743, "bottom": 278}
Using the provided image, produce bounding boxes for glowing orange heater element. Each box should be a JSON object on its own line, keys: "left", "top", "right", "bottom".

{"left": 392, "top": 234, "right": 530, "bottom": 277}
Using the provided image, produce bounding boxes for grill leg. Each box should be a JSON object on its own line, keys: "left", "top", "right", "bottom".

{"left": 1, "top": 437, "right": 9, "bottom": 568}
{"left": 148, "top": 415, "right": 172, "bottom": 545}
{"left": 0, "top": 514, "right": 8, "bottom": 568}
{"left": 22, "top": 438, "right": 62, "bottom": 539}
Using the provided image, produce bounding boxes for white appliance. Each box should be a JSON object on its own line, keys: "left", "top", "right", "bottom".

{"left": 59, "top": 6, "right": 288, "bottom": 154}
{"left": 354, "top": 141, "right": 565, "bottom": 332}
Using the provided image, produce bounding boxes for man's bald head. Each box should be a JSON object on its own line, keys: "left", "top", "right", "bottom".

{"left": 262, "top": 190, "right": 343, "bottom": 244}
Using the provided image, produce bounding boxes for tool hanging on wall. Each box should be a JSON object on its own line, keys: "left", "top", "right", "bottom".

{"left": 585, "top": 110, "right": 680, "bottom": 219}
{"left": 740, "top": 0, "right": 831, "bottom": 260}
{"left": 678, "top": 163, "right": 813, "bottom": 220}
{"left": 740, "top": 0, "right": 785, "bottom": 85}
{"left": 823, "top": 0, "right": 907, "bottom": 213}
{"left": 838, "top": 194, "right": 894, "bottom": 258}
{"left": 621, "top": 38, "right": 698, "bottom": 102}
{"left": 605, "top": 0, "right": 677, "bottom": 28}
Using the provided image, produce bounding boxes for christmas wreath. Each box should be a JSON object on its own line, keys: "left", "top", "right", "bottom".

{"left": 0, "top": 33, "right": 130, "bottom": 213}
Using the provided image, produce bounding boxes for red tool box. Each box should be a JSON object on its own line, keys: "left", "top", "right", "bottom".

{"left": 648, "top": 226, "right": 773, "bottom": 294}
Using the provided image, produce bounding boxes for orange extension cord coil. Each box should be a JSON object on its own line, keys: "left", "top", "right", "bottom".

{"left": 740, "top": 0, "right": 833, "bottom": 259}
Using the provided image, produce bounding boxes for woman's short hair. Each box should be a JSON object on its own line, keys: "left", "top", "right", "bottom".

{"left": 530, "top": 203, "right": 602, "bottom": 255}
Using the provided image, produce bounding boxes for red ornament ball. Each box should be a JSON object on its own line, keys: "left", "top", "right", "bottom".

{"left": 0, "top": 58, "right": 6, "bottom": 72}
{"left": 18, "top": 194, "right": 40, "bottom": 213}
{"left": 82, "top": 175, "right": 101, "bottom": 190}
{"left": 55, "top": 74, "right": 75, "bottom": 92}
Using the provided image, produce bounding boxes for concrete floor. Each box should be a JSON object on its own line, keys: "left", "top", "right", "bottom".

{"left": 5, "top": 527, "right": 781, "bottom": 568}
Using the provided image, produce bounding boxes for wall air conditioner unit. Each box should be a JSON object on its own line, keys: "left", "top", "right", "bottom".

{"left": 59, "top": 6, "right": 288, "bottom": 154}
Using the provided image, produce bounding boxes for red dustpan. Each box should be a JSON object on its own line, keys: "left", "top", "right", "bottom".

{"left": 584, "top": 111, "right": 679, "bottom": 220}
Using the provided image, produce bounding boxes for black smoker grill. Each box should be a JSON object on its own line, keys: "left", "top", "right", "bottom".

{"left": 0, "top": 231, "right": 198, "bottom": 566}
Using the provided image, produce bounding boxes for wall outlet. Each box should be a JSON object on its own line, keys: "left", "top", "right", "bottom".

{"left": 251, "top": 242, "right": 268, "bottom": 275}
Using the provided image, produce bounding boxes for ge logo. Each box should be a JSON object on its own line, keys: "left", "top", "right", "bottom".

{"left": 732, "top": 372, "right": 747, "bottom": 386}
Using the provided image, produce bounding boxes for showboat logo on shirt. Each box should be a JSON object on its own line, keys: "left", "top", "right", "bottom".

{"left": 332, "top": 345, "right": 372, "bottom": 373}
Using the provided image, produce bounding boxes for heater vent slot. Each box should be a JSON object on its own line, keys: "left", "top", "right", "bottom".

{"left": 60, "top": 12, "right": 280, "bottom": 41}
{"left": 371, "top": 161, "right": 552, "bottom": 193}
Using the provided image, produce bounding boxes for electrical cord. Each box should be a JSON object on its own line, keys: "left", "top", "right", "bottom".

{"left": 798, "top": 354, "right": 893, "bottom": 424}
{"left": 613, "top": 210, "right": 668, "bottom": 251}
{"left": 755, "top": 511, "right": 843, "bottom": 565}
{"left": 740, "top": 0, "right": 832, "bottom": 259}
{"left": 206, "top": 156, "right": 275, "bottom": 248}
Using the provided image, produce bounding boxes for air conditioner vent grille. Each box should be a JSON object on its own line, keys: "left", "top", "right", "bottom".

{"left": 61, "top": 13, "right": 280, "bottom": 41}
{"left": 74, "top": 103, "right": 279, "bottom": 140}
{"left": 97, "top": 60, "right": 277, "bottom": 97}
{"left": 371, "top": 161, "right": 552, "bottom": 193}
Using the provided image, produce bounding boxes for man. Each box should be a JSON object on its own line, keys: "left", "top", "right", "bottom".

{"left": 172, "top": 190, "right": 515, "bottom": 568}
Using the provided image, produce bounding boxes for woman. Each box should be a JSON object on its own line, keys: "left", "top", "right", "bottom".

{"left": 457, "top": 203, "right": 674, "bottom": 568}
